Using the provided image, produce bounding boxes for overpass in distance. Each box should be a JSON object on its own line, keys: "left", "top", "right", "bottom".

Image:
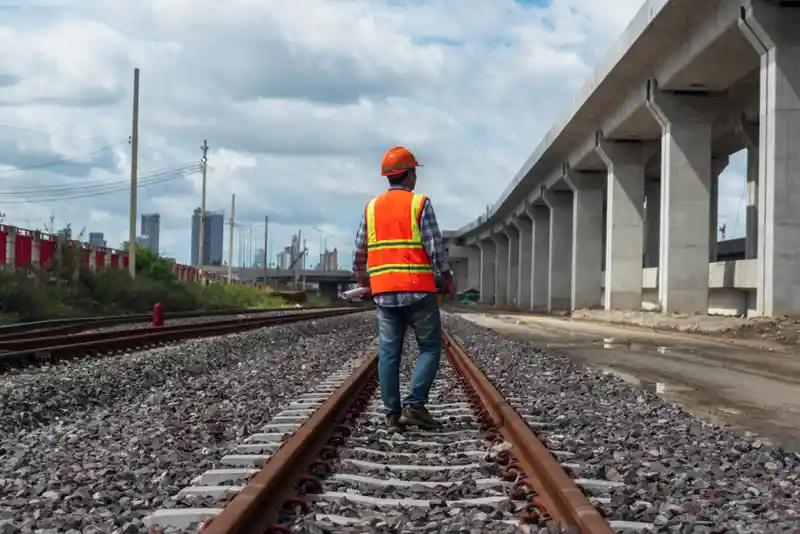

{"left": 443, "top": 0, "right": 800, "bottom": 318}
{"left": 201, "top": 266, "right": 355, "bottom": 284}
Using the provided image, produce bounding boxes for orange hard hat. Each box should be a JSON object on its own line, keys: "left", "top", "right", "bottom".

{"left": 381, "top": 146, "right": 423, "bottom": 177}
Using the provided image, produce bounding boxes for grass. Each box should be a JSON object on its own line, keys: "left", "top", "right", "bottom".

{"left": 0, "top": 245, "right": 312, "bottom": 322}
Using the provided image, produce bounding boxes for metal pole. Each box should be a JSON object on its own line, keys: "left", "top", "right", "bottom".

{"left": 128, "top": 68, "right": 140, "bottom": 278}
{"left": 227, "top": 194, "right": 235, "bottom": 283}
{"left": 198, "top": 140, "right": 209, "bottom": 269}
{"left": 249, "top": 226, "right": 254, "bottom": 267}
{"left": 264, "top": 215, "right": 269, "bottom": 284}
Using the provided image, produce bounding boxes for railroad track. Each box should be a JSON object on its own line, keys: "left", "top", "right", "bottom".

{"left": 143, "top": 332, "right": 654, "bottom": 534}
{"left": 0, "top": 307, "right": 364, "bottom": 370}
{"left": 0, "top": 305, "right": 367, "bottom": 342}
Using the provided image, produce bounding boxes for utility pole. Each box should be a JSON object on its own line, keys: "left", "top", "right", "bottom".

{"left": 227, "top": 194, "right": 235, "bottom": 283}
{"left": 198, "top": 140, "right": 209, "bottom": 269}
{"left": 264, "top": 215, "right": 269, "bottom": 284}
{"left": 128, "top": 68, "right": 140, "bottom": 278}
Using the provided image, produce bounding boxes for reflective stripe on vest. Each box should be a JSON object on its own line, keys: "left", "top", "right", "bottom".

{"left": 365, "top": 190, "right": 436, "bottom": 294}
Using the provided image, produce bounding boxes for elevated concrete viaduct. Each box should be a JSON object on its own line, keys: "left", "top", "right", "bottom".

{"left": 444, "top": 0, "right": 800, "bottom": 318}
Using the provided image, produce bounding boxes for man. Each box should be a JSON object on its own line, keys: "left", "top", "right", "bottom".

{"left": 353, "top": 146, "right": 456, "bottom": 433}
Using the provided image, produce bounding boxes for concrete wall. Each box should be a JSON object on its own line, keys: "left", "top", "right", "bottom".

{"left": 597, "top": 259, "right": 757, "bottom": 316}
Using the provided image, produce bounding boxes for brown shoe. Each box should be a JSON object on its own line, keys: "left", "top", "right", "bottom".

{"left": 385, "top": 413, "right": 403, "bottom": 433}
{"left": 398, "top": 406, "right": 441, "bottom": 430}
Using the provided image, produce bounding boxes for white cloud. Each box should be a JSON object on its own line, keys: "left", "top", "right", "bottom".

{"left": 0, "top": 0, "right": 747, "bottom": 268}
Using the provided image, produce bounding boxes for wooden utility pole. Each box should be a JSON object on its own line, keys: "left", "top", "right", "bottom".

{"left": 227, "top": 194, "right": 235, "bottom": 283}
{"left": 198, "top": 140, "right": 209, "bottom": 269}
{"left": 128, "top": 68, "right": 140, "bottom": 278}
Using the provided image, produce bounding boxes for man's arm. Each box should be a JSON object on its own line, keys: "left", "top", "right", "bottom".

{"left": 353, "top": 210, "right": 369, "bottom": 288}
{"left": 419, "top": 199, "right": 455, "bottom": 298}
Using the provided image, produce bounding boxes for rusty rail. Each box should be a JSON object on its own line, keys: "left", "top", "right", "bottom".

{"left": 0, "top": 304, "right": 371, "bottom": 341}
{"left": 202, "top": 351, "right": 379, "bottom": 534}
{"left": 443, "top": 330, "right": 615, "bottom": 533}
{"left": 0, "top": 308, "right": 364, "bottom": 370}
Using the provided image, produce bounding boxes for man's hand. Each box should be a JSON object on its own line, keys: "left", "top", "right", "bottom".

{"left": 441, "top": 271, "right": 456, "bottom": 301}
{"left": 357, "top": 275, "right": 370, "bottom": 290}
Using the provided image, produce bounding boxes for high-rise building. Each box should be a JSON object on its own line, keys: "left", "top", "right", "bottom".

{"left": 252, "top": 248, "right": 265, "bottom": 268}
{"left": 140, "top": 213, "right": 161, "bottom": 254}
{"left": 318, "top": 248, "right": 339, "bottom": 271}
{"left": 88, "top": 232, "right": 106, "bottom": 247}
{"left": 190, "top": 207, "right": 225, "bottom": 266}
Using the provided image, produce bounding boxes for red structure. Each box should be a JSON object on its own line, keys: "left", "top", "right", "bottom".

{"left": 0, "top": 223, "right": 225, "bottom": 283}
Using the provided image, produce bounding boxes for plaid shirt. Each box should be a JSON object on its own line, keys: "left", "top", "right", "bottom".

{"left": 353, "top": 186, "right": 450, "bottom": 307}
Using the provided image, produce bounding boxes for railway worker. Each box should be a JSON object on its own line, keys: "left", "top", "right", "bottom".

{"left": 353, "top": 146, "right": 456, "bottom": 433}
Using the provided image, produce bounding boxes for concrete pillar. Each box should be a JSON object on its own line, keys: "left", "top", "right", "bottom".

{"left": 596, "top": 140, "right": 651, "bottom": 310}
{"left": 709, "top": 156, "right": 729, "bottom": 261}
{"left": 492, "top": 233, "right": 509, "bottom": 308}
{"left": 478, "top": 239, "right": 496, "bottom": 304}
{"left": 451, "top": 259, "right": 467, "bottom": 290}
{"left": 564, "top": 171, "right": 604, "bottom": 310}
{"left": 542, "top": 190, "right": 573, "bottom": 313}
{"left": 740, "top": 4, "right": 800, "bottom": 315}
{"left": 647, "top": 83, "right": 724, "bottom": 314}
{"left": 512, "top": 216, "right": 533, "bottom": 310}
{"left": 645, "top": 178, "right": 660, "bottom": 268}
{"left": 31, "top": 231, "right": 41, "bottom": 269}
{"left": 736, "top": 119, "right": 760, "bottom": 260}
{"left": 466, "top": 245, "right": 481, "bottom": 290}
{"left": 503, "top": 225, "right": 520, "bottom": 308}
{"left": 5, "top": 226, "right": 15, "bottom": 266}
{"left": 525, "top": 204, "right": 550, "bottom": 311}
{"left": 89, "top": 247, "right": 97, "bottom": 272}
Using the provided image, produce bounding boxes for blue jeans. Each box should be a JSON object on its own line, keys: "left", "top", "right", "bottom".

{"left": 376, "top": 294, "right": 442, "bottom": 415}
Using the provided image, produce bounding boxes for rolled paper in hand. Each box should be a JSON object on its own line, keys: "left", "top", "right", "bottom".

{"left": 342, "top": 287, "right": 371, "bottom": 301}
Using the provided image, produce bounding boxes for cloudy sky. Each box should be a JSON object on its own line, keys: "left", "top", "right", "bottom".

{"left": 0, "top": 0, "right": 748, "bottom": 268}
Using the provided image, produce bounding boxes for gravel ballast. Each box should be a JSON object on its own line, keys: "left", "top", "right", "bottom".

{"left": 0, "top": 312, "right": 377, "bottom": 533}
{"left": 290, "top": 338, "right": 524, "bottom": 534}
{"left": 443, "top": 313, "right": 800, "bottom": 533}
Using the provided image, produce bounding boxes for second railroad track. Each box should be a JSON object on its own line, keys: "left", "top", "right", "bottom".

{"left": 0, "top": 307, "right": 365, "bottom": 370}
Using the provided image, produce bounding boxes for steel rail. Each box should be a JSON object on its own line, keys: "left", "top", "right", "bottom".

{"left": 443, "top": 330, "right": 615, "bottom": 533}
{"left": 0, "top": 308, "right": 365, "bottom": 370}
{"left": 201, "top": 350, "right": 379, "bottom": 534}
{"left": 0, "top": 304, "right": 369, "bottom": 341}
{"left": 0, "top": 307, "right": 360, "bottom": 351}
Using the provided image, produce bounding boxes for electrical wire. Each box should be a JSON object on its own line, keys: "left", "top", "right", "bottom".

{"left": 0, "top": 164, "right": 201, "bottom": 204}
{"left": 0, "top": 140, "right": 128, "bottom": 174}
{"left": 0, "top": 163, "right": 201, "bottom": 196}
{"left": 0, "top": 171, "right": 195, "bottom": 203}
{"left": 0, "top": 122, "right": 112, "bottom": 142}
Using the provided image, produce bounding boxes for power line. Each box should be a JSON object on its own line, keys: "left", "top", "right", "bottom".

{"left": 0, "top": 122, "right": 112, "bottom": 142}
{"left": 0, "top": 169, "right": 195, "bottom": 203}
{"left": 0, "top": 164, "right": 200, "bottom": 204}
{"left": 0, "top": 163, "right": 200, "bottom": 195}
{"left": 0, "top": 140, "right": 127, "bottom": 174}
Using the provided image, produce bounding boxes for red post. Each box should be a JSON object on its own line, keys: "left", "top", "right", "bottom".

{"left": 152, "top": 301, "right": 164, "bottom": 328}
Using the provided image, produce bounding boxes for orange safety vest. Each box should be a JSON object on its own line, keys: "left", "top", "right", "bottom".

{"left": 365, "top": 189, "right": 437, "bottom": 295}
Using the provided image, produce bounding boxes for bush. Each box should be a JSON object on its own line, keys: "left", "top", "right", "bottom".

{"left": 0, "top": 245, "right": 285, "bottom": 322}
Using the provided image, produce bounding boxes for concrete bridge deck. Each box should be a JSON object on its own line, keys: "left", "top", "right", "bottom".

{"left": 444, "top": 0, "right": 800, "bottom": 318}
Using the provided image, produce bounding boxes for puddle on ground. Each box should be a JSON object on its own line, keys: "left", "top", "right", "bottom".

{"left": 599, "top": 366, "right": 744, "bottom": 416}
{"left": 598, "top": 366, "right": 689, "bottom": 395}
